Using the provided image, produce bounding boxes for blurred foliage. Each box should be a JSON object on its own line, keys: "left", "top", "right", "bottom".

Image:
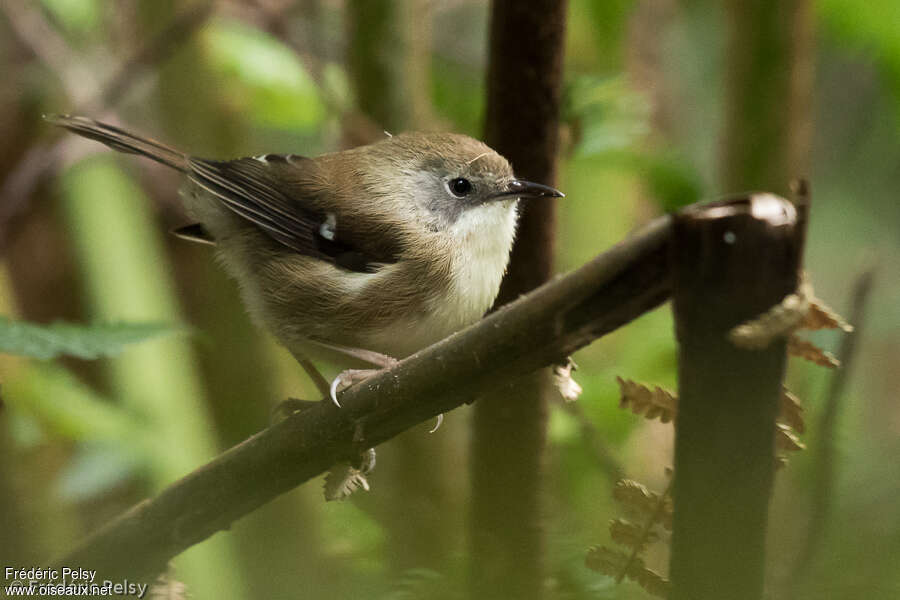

{"left": 203, "top": 19, "right": 326, "bottom": 130}
{"left": 0, "top": 316, "right": 177, "bottom": 360}
{"left": 819, "top": 0, "right": 900, "bottom": 123}
{"left": 6, "top": 362, "right": 141, "bottom": 446}
{"left": 0, "top": 0, "right": 897, "bottom": 599}
{"left": 40, "top": 0, "right": 101, "bottom": 37}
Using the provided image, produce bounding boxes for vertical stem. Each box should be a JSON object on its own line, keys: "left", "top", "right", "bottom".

{"left": 347, "top": 0, "right": 462, "bottom": 574}
{"left": 140, "top": 1, "right": 328, "bottom": 596}
{"left": 470, "top": 2, "right": 567, "bottom": 599}
{"left": 719, "top": 0, "right": 814, "bottom": 196}
{"left": 668, "top": 194, "right": 805, "bottom": 600}
{"left": 346, "top": 0, "right": 431, "bottom": 133}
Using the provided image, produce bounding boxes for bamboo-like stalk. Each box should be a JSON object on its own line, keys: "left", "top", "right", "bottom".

{"left": 58, "top": 157, "right": 247, "bottom": 599}
{"left": 345, "top": 0, "right": 461, "bottom": 573}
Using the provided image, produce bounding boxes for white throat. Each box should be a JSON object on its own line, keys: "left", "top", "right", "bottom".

{"left": 442, "top": 200, "right": 518, "bottom": 325}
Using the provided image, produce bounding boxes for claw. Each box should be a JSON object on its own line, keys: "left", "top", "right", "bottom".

{"left": 429, "top": 413, "right": 444, "bottom": 433}
{"left": 329, "top": 375, "right": 343, "bottom": 408}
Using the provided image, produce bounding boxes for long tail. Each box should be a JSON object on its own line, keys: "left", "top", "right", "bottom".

{"left": 46, "top": 115, "right": 189, "bottom": 172}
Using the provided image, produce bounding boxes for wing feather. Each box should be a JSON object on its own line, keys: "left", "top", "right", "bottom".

{"left": 187, "top": 156, "right": 398, "bottom": 271}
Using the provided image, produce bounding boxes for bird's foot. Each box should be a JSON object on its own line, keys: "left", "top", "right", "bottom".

{"left": 329, "top": 366, "right": 396, "bottom": 407}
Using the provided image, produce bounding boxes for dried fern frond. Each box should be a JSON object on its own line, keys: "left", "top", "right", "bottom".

{"left": 323, "top": 463, "right": 370, "bottom": 501}
{"left": 729, "top": 276, "right": 811, "bottom": 349}
{"left": 787, "top": 335, "right": 840, "bottom": 368}
{"left": 775, "top": 423, "right": 805, "bottom": 452}
{"left": 585, "top": 546, "right": 670, "bottom": 598}
{"left": 613, "top": 479, "right": 674, "bottom": 531}
{"left": 632, "top": 564, "right": 670, "bottom": 598}
{"left": 586, "top": 545, "right": 630, "bottom": 577}
{"left": 616, "top": 377, "right": 677, "bottom": 423}
{"left": 609, "top": 517, "right": 660, "bottom": 551}
{"left": 729, "top": 273, "right": 853, "bottom": 355}
{"left": 800, "top": 296, "right": 853, "bottom": 332}
{"left": 778, "top": 388, "right": 805, "bottom": 434}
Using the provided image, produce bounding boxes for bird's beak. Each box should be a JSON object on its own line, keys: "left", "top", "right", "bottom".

{"left": 488, "top": 179, "right": 565, "bottom": 201}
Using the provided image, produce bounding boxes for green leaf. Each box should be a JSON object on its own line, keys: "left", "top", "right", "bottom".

{"left": 203, "top": 19, "right": 326, "bottom": 130}
{"left": 0, "top": 316, "right": 179, "bottom": 360}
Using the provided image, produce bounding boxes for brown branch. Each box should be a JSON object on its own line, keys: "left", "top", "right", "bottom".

{"left": 0, "top": 1, "right": 215, "bottom": 247}
{"left": 91, "top": 1, "right": 215, "bottom": 112}
{"left": 0, "top": 0, "right": 94, "bottom": 103}
{"left": 56, "top": 212, "right": 673, "bottom": 584}
{"left": 668, "top": 194, "right": 805, "bottom": 600}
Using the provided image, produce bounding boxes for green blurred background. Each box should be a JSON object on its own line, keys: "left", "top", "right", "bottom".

{"left": 0, "top": 1, "right": 897, "bottom": 598}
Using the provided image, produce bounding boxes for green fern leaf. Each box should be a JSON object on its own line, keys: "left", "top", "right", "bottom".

{"left": 0, "top": 317, "right": 180, "bottom": 360}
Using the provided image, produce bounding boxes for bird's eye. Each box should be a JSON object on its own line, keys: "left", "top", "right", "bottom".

{"left": 448, "top": 177, "right": 473, "bottom": 197}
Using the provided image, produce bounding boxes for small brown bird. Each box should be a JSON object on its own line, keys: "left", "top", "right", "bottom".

{"left": 49, "top": 116, "right": 563, "bottom": 407}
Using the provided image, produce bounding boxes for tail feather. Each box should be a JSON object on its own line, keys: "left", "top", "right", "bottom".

{"left": 46, "top": 115, "right": 189, "bottom": 172}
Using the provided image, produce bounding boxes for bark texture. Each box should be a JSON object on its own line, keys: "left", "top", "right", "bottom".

{"left": 471, "top": 2, "right": 568, "bottom": 599}
{"left": 668, "top": 194, "right": 804, "bottom": 600}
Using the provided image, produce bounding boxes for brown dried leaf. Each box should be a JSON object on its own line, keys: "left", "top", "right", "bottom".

{"left": 613, "top": 479, "right": 674, "bottom": 531}
{"left": 323, "top": 464, "right": 370, "bottom": 501}
{"left": 632, "top": 565, "right": 671, "bottom": 598}
{"left": 617, "top": 377, "right": 677, "bottom": 423}
{"left": 788, "top": 335, "right": 840, "bottom": 368}
{"left": 800, "top": 297, "right": 853, "bottom": 332}
{"left": 775, "top": 423, "right": 806, "bottom": 452}
{"left": 585, "top": 545, "right": 629, "bottom": 576}
{"left": 729, "top": 278, "right": 810, "bottom": 349}
{"left": 609, "top": 517, "right": 660, "bottom": 550}
{"left": 585, "top": 546, "right": 670, "bottom": 598}
{"left": 554, "top": 357, "right": 583, "bottom": 402}
{"left": 778, "top": 388, "right": 805, "bottom": 434}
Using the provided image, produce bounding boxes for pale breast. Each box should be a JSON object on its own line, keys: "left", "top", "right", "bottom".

{"left": 361, "top": 200, "right": 518, "bottom": 357}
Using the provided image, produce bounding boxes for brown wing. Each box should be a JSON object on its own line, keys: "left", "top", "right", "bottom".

{"left": 188, "top": 156, "right": 399, "bottom": 272}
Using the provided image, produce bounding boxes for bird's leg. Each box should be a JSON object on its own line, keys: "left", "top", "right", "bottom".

{"left": 292, "top": 341, "right": 444, "bottom": 431}
{"left": 294, "top": 353, "right": 333, "bottom": 399}
{"left": 305, "top": 339, "right": 400, "bottom": 407}
{"left": 284, "top": 350, "right": 381, "bottom": 496}
{"left": 270, "top": 352, "right": 333, "bottom": 424}
{"left": 306, "top": 339, "right": 399, "bottom": 369}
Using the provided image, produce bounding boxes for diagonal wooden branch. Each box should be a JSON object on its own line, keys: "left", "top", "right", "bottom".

{"left": 56, "top": 214, "right": 673, "bottom": 583}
